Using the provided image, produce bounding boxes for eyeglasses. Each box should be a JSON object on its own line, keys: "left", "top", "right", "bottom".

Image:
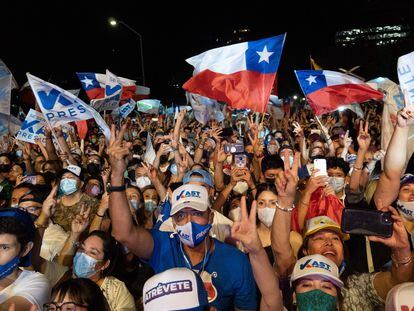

{"left": 43, "top": 302, "right": 88, "bottom": 311}
{"left": 18, "top": 206, "right": 41, "bottom": 214}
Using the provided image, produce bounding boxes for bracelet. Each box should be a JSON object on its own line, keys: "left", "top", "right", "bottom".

{"left": 275, "top": 201, "right": 295, "bottom": 212}
{"left": 34, "top": 221, "right": 48, "bottom": 229}
{"left": 96, "top": 213, "right": 105, "bottom": 218}
{"left": 391, "top": 253, "right": 413, "bottom": 268}
{"left": 353, "top": 166, "right": 363, "bottom": 171}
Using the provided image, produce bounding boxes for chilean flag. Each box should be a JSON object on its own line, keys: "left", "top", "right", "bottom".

{"left": 183, "top": 34, "right": 286, "bottom": 113}
{"left": 295, "top": 70, "right": 384, "bottom": 116}
{"left": 76, "top": 72, "right": 150, "bottom": 101}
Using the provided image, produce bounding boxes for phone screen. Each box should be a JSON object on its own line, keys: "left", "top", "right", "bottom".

{"left": 314, "top": 159, "right": 327, "bottom": 177}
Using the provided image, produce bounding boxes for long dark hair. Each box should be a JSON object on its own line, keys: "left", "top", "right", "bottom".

{"left": 52, "top": 278, "right": 110, "bottom": 311}
{"left": 84, "top": 231, "right": 123, "bottom": 277}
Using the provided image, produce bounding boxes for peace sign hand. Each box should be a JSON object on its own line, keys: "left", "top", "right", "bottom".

{"left": 42, "top": 184, "right": 59, "bottom": 218}
{"left": 357, "top": 119, "right": 371, "bottom": 151}
{"left": 71, "top": 203, "right": 91, "bottom": 235}
{"left": 231, "top": 197, "right": 262, "bottom": 254}
{"left": 108, "top": 124, "right": 132, "bottom": 177}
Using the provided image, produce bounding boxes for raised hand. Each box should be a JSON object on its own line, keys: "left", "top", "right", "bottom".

{"left": 342, "top": 130, "right": 353, "bottom": 148}
{"left": 275, "top": 152, "right": 300, "bottom": 206}
{"left": 210, "top": 127, "right": 223, "bottom": 142}
{"left": 22, "top": 143, "right": 32, "bottom": 161}
{"left": 231, "top": 197, "right": 262, "bottom": 254}
{"left": 305, "top": 170, "right": 328, "bottom": 195}
{"left": 292, "top": 122, "right": 304, "bottom": 137}
{"left": 397, "top": 92, "right": 414, "bottom": 127}
{"left": 357, "top": 119, "right": 371, "bottom": 151}
{"left": 101, "top": 168, "right": 111, "bottom": 191}
{"left": 42, "top": 185, "right": 59, "bottom": 218}
{"left": 71, "top": 204, "right": 91, "bottom": 235}
{"left": 230, "top": 167, "right": 245, "bottom": 186}
{"left": 108, "top": 124, "right": 132, "bottom": 177}
{"left": 216, "top": 142, "right": 228, "bottom": 163}
{"left": 141, "top": 162, "right": 158, "bottom": 181}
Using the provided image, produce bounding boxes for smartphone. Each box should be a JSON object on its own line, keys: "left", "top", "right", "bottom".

{"left": 224, "top": 143, "right": 244, "bottom": 154}
{"left": 21, "top": 175, "right": 37, "bottom": 185}
{"left": 313, "top": 159, "right": 327, "bottom": 177}
{"left": 341, "top": 209, "right": 394, "bottom": 238}
{"left": 234, "top": 154, "right": 247, "bottom": 168}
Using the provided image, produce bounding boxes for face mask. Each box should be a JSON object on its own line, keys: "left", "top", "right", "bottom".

{"left": 258, "top": 207, "right": 276, "bottom": 228}
{"left": 144, "top": 199, "right": 158, "bottom": 212}
{"left": 175, "top": 221, "right": 212, "bottom": 248}
{"left": 233, "top": 181, "right": 249, "bottom": 194}
{"left": 296, "top": 289, "right": 337, "bottom": 311}
{"left": 396, "top": 200, "right": 414, "bottom": 221}
{"left": 327, "top": 177, "right": 345, "bottom": 193}
{"left": 267, "top": 145, "right": 278, "bottom": 155}
{"left": 0, "top": 256, "right": 20, "bottom": 280}
{"left": 276, "top": 137, "right": 284, "bottom": 145}
{"left": 228, "top": 207, "right": 241, "bottom": 222}
{"left": 60, "top": 178, "right": 78, "bottom": 196}
{"left": 86, "top": 163, "right": 100, "bottom": 176}
{"left": 132, "top": 131, "right": 138, "bottom": 137}
{"left": 130, "top": 199, "right": 139, "bottom": 210}
{"left": 282, "top": 154, "right": 294, "bottom": 167}
{"left": 86, "top": 184, "right": 101, "bottom": 197}
{"left": 136, "top": 176, "right": 151, "bottom": 189}
{"left": 0, "top": 164, "right": 11, "bottom": 173}
{"left": 73, "top": 252, "right": 99, "bottom": 278}
{"left": 16, "top": 150, "right": 23, "bottom": 158}
{"left": 170, "top": 163, "right": 178, "bottom": 176}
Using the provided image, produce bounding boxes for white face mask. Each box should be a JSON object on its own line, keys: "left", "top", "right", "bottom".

{"left": 396, "top": 200, "right": 414, "bottom": 221}
{"left": 228, "top": 207, "right": 241, "bottom": 222}
{"left": 267, "top": 145, "right": 278, "bottom": 155}
{"left": 257, "top": 207, "right": 276, "bottom": 228}
{"left": 233, "top": 181, "right": 249, "bottom": 194}
{"left": 327, "top": 177, "right": 345, "bottom": 193}
{"left": 136, "top": 176, "right": 151, "bottom": 189}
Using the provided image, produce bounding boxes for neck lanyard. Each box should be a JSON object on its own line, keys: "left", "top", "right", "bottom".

{"left": 179, "top": 238, "right": 211, "bottom": 276}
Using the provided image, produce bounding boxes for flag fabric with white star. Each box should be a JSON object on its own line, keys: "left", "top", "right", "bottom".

{"left": 295, "top": 70, "right": 383, "bottom": 115}
{"left": 183, "top": 34, "right": 286, "bottom": 113}
{"left": 76, "top": 71, "right": 150, "bottom": 101}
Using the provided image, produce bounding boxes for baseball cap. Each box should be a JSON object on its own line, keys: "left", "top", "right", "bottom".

{"left": 401, "top": 174, "right": 414, "bottom": 187}
{"left": 70, "top": 147, "right": 82, "bottom": 157}
{"left": 62, "top": 165, "right": 84, "bottom": 180}
{"left": 171, "top": 184, "right": 210, "bottom": 216}
{"left": 143, "top": 267, "right": 209, "bottom": 311}
{"left": 291, "top": 254, "right": 343, "bottom": 288}
{"left": 183, "top": 169, "right": 213, "bottom": 188}
{"left": 304, "top": 216, "right": 349, "bottom": 241}
{"left": 385, "top": 282, "right": 414, "bottom": 310}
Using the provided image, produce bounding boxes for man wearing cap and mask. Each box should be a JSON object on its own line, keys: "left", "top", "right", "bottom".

{"left": 52, "top": 165, "right": 99, "bottom": 232}
{"left": 0, "top": 208, "right": 50, "bottom": 309}
{"left": 108, "top": 125, "right": 256, "bottom": 311}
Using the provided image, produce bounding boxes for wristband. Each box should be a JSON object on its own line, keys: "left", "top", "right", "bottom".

{"left": 353, "top": 166, "right": 363, "bottom": 171}
{"left": 275, "top": 201, "right": 295, "bottom": 212}
{"left": 96, "top": 213, "right": 105, "bottom": 218}
{"left": 107, "top": 184, "right": 126, "bottom": 193}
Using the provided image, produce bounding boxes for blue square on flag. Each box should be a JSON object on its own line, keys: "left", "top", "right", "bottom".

{"left": 295, "top": 70, "right": 327, "bottom": 94}
{"left": 77, "top": 73, "right": 101, "bottom": 91}
{"left": 245, "top": 35, "right": 285, "bottom": 74}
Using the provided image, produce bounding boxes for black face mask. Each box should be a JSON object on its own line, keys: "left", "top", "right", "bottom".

{"left": 133, "top": 145, "right": 142, "bottom": 154}
{"left": 127, "top": 170, "right": 136, "bottom": 182}
{"left": 265, "top": 178, "right": 275, "bottom": 184}
{"left": 86, "top": 163, "right": 101, "bottom": 176}
{"left": 43, "top": 171, "right": 56, "bottom": 184}
{"left": 0, "top": 164, "right": 11, "bottom": 173}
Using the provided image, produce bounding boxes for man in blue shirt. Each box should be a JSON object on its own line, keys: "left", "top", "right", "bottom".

{"left": 108, "top": 125, "right": 257, "bottom": 311}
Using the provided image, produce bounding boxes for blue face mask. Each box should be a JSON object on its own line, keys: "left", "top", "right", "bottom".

{"left": 60, "top": 178, "right": 78, "bottom": 195}
{"left": 16, "top": 150, "right": 23, "bottom": 158}
{"left": 296, "top": 290, "right": 337, "bottom": 311}
{"left": 144, "top": 200, "right": 157, "bottom": 212}
{"left": 130, "top": 199, "right": 138, "bottom": 210}
{"left": 176, "top": 221, "right": 212, "bottom": 248}
{"left": 170, "top": 163, "right": 178, "bottom": 176}
{"left": 73, "top": 252, "right": 99, "bottom": 278}
{"left": 0, "top": 256, "right": 20, "bottom": 280}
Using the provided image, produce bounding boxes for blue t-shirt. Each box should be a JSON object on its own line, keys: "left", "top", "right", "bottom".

{"left": 149, "top": 230, "right": 257, "bottom": 311}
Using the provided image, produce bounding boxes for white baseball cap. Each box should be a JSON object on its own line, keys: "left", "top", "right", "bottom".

{"left": 291, "top": 254, "right": 344, "bottom": 288}
{"left": 171, "top": 184, "right": 209, "bottom": 216}
{"left": 143, "top": 268, "right": 209, "bottom": 311}
{"left": 62, "top": 165, "right": 83, "bottom": 179}
{"left": 386, "top": 282, "right": 414, "bottom": 310}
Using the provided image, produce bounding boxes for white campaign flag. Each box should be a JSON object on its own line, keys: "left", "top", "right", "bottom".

{"left": 90, "top": 69, "right": 122, "bottom": 111}
{"left": 27, "top": 73, "right": 111, "bottom": 140}
{"left": 186, "top": 92, "right": 224, "bottom": 125}
{"left": 112, "top": 99, "right": 136, "bottom": 119}
{"left": 0, "top": 59, "right": 18, "bottom": 89}
{"left": 16, "top": 109, "right": 47, "bottom": 144}
{"left": 137, "top": 99, "right": 161, "bottom": 114}
{"left": 0, "top": 75, "right": 11, "bottom": 115}
{"left": 143, "top": 132, "right": 156, "bottom": 165}
{"left": 0, "top": 112, "right": 21, "bottom": 137}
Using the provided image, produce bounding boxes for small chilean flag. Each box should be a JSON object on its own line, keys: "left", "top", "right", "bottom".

{"left": 295, "top": 70, "right": 383, "bottom": 116}
{"left": 183, "top": 34, "right": 286, "bottom": 113}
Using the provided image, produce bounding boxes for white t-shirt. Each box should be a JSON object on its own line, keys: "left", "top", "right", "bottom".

{"left": 40, "top": 223, "right": 69, "bottom": 261}
{"left": 0, "top": 269, "right": 51, "bottom": 309}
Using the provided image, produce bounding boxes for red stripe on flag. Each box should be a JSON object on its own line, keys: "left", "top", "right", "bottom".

{"left": 306, "top": 83, "right": 383, "bottom": 116}
{"left": 183, "top": 69, "right": 275, "bottom": 113}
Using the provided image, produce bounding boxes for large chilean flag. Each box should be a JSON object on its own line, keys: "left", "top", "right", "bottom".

{"left": 295, "top": 70, "right": 384, "bottom": 116}
{"left": 183, "top": 34, "right": 286, "bottom": 113}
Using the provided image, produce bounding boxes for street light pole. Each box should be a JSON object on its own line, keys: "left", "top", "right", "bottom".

{"left": 110, "top": 19, "right": 146, "bottom": 86}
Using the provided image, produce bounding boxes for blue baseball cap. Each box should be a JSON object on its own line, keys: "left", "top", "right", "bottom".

{"left": 183, "top": 169, "right": 213, "bottom": 188}
{"left": 143, "top": 268, "right": 209, "bottom": 311}
{"left": 401, "top": 174, "right": 414, "bottom": 187}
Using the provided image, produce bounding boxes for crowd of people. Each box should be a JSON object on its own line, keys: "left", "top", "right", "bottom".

{"left": 0, "top": 96, "right": 413, "bottom": 310}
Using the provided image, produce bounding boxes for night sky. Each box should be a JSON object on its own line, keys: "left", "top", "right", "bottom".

{"left": 2, "top": 0, "right": 413, "bottom": 105}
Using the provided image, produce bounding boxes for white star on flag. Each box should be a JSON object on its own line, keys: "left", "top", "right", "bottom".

{"left": 81, "top": 77, "right": 94, "bottom": 88}
{"left": 306, "top": 75, "right": 317, "bottom": 85}
{"left": 256, "top": 46, "right": 274, "bottom": 64}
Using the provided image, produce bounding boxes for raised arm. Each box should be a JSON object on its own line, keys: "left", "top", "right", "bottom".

{"left": 232, "top": 197, "right": 283, "bottom": 311}
{"left": 271, "top": 152, "right": 300, "bottom": 277}
{"left": 43, "top": 127, "right": 59, "bottom": 161}
{"left": 349, "top": 121, "right": 371, "bottom": 191}
{"left": 108, "top": 124, "right": 154, "bottom": 259}
{"left": 374, "top": 108, "right": 414, "bottom": 207}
